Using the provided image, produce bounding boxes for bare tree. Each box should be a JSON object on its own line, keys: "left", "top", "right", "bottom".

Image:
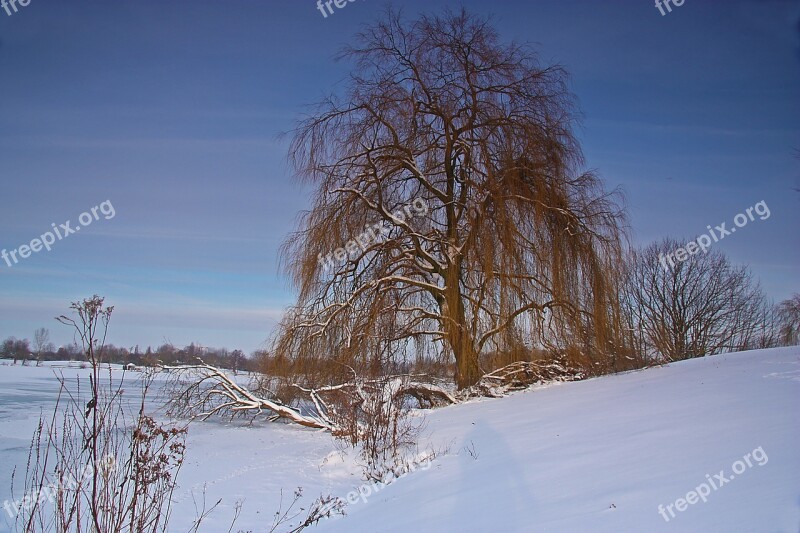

{"left": 276, "top": 8, "right": 625, "bottom": 389}
{"left": 746, "top": 301, "right": 781, "bottom": 350}
{"left": 777, "top": 294, "right": 800, "bottom": 346}
{"left": 33, "top": 327, "right": 49, "bottom": 366}
{"left": 623, "top": 238, "right": 772, "bottom": 361}
{"left": 2, "top": 337, "right": 16, "bottom": 363}
{"left": 2, "top": 337, "right": 30, "bottom": 365}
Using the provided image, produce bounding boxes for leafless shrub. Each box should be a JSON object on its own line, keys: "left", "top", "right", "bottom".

{"left": 11, "top": 374, "right": 185, "bottom": 532}
{"left": 268, "top": 488, "right": 345, "bottom": 533}
{"left": 463, "top": 440, "right": 479, "bottom": 461}
{"left": 290, "top": 494, "right": 346, "bottom": 531}
{"left": 9, "top": 296, "right": 188, "bottom": 533}
{"left": 268, "top": 488, "right": 304, "bottom": 533}
{"left": 327, "top": 375, "right": 425, "bottom": 481}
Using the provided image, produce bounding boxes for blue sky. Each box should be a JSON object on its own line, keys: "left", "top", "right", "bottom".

{"left": 1, "top": 0, "right": 798, "bottom": 354}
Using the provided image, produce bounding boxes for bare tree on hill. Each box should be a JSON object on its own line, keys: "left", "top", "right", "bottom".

{"left": 623, "top": 238, "right": 774, "bottom": 361}
{"left": 778, "top": 294, "right": 800, "bottom": 346}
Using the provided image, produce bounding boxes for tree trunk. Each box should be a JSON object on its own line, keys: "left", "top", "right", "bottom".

{"left": 452, "top": 324, "right": 481, "bottom": 389}
{"left": 443, "top": 275, "right": 481, "bottom": 389}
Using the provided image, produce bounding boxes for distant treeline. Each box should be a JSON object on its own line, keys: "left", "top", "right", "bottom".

{"left": 0, "top": 336, "right": 258, "bottom": 372}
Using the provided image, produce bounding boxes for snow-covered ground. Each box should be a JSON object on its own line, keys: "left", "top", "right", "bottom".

{"left": 1, "top": 347, "right": 798, "bottom": 532}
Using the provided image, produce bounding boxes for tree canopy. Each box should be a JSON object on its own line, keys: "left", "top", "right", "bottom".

{"left": 275, "top": 8, "right": 626, "bottom": 389}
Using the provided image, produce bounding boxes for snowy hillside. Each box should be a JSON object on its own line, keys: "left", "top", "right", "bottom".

{"left": 1, "top": 347, "right": 798, "bottom": 532}
{"left": 320, "top": 347, "right": 800, "bottom": 532}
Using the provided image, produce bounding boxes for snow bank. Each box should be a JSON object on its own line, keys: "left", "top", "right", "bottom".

{"left": 1, "top": 347, "right": 798, "bottom": 532}
{"left": 320, "top": 347, "right": 800, "bottom": 532}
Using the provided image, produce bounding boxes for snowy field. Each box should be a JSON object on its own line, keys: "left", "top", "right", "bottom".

{"left": 1, "top": 347, "right": 798, "bottom": 532}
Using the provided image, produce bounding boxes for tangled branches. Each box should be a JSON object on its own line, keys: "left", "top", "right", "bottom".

{"left": 164, "top": 363, "right": 456, "bottom": 434}
{"left": 463, "top": 361, "right": 584, "bottom": 398}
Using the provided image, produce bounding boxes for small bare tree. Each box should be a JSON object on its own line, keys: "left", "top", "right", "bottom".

{"left": 777, "top": 294, "right": 800, "bottom": 346}
{"left": 33, "top": 327, "right": 49, "bottom": 366}
{"left": 276, "top": 7, "right": 625, "bottom": 389}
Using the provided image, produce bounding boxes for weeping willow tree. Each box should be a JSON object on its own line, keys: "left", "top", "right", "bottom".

{"left": 275, "top": 8, "right": 626, "bottom": 389}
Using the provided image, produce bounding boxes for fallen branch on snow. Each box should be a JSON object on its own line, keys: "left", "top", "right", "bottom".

{"left": 164, "top": 363, "right": 335, "bottom": 430}
{"left": 163, "top": 362, "right": 456, "bottom": 434}
{"left": 463, "top": 360, "right": 584, "bottom": 398}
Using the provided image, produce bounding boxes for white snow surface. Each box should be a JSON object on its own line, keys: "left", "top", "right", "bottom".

{"left": 0, "top": 347, "right": 798, "bottom": 532}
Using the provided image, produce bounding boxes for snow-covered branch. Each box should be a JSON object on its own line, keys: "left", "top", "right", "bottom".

{"left": 164, "top": 363, "right": 457, "bottom": 434}
{"left": 462, "top": 360, "right": 584, "bottom": 399}
{"left": 164, "top": 363, "right": 335, "bottom": 430}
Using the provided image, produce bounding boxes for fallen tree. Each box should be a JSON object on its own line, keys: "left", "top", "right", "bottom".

{"left": 163, "top": 363, "right": 456, "bottom": 434}
{"left": 164, "top": 363, "right": 334, "bottom": 429}
{"left": 164, "top": 362, "right": 458, "bottom": 479}
{"left": 163, "top": 358, "right": 583, "bottom": 437}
